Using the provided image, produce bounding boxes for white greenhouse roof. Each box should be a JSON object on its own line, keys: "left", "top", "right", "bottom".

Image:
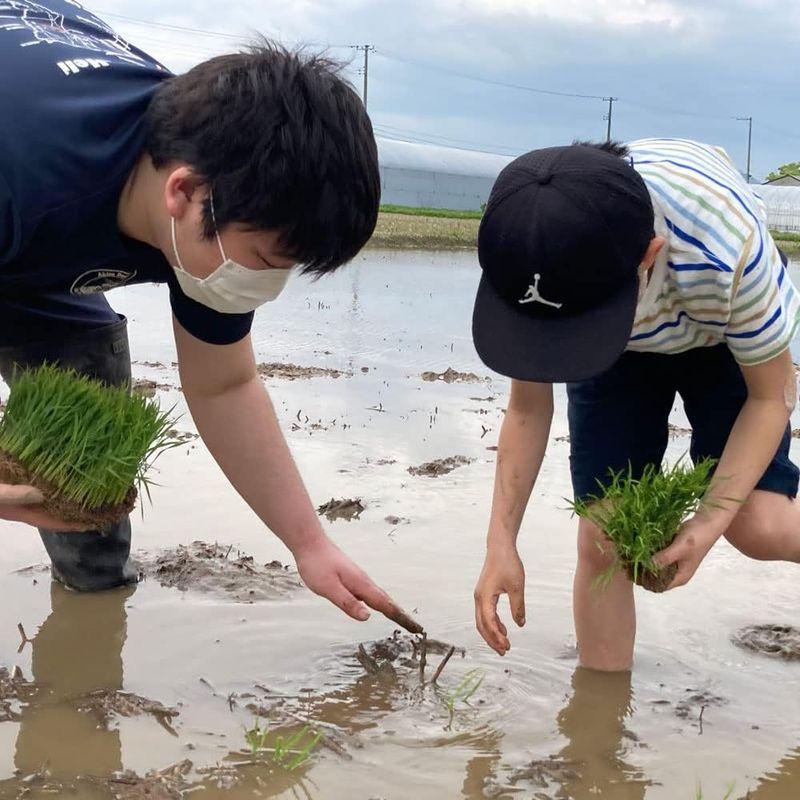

{"left": 751, "top": 184, "right": 800, "bottom": 207}
{"left": 376, "top": 136, "right": 515, "bottom": 178}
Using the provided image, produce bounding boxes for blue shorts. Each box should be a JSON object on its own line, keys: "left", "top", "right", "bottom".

{"left": 566, "top": 343, "right": 799, "bottom": 501}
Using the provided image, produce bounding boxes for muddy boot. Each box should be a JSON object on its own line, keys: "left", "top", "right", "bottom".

{"left": 0, "top": 317, "right": 139, "bottom": 591}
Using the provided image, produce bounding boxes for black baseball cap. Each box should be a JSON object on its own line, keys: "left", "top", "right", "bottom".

{"left": 472, "top": 144, "right": 655, "bottom": 383}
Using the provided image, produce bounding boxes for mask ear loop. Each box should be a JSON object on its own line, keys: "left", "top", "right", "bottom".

{"left": 209, "top": 190, "right": 227, "bottom": 262}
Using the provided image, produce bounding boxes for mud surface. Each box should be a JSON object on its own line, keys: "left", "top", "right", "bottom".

{"left": 257, "top": 362, "right": 349, "bottom": 381}
{"left": 408, "top": 455, "right": 474, "bottom": 477}
{"left": 3, "top": 253, "right": 800, "bottom": 800}
{"left": 732, "top": 624, "right": 800, "bottom": 661}
{"left": 0, "top": 451, "right": 136, "bottom": 529}
{"left": 139, "top": 541, "right": 303, "bottom": 602}
{"left": 421, "top": 367, "right": 487, "bottom": 384}
{"left": 317, "top": 498, "right": 365, "bottom": 522}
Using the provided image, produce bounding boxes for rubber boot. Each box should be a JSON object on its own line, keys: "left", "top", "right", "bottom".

{"left": 0, "top": 316, "right": 139, "bottom": 591}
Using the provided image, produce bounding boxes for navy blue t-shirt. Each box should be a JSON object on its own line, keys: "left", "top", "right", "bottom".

{"left": 0, "top": 0, "right": 254, "bottom": 345}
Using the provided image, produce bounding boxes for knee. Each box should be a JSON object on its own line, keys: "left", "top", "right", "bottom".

{"left": 577, "top": 519, "right": 617, "bottom": 573}
{"left": 725, "top": 514, "right": 781, "bottom": 561}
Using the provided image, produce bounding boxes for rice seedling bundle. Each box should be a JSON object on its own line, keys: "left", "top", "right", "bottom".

{"left": 570, "top": 458, "right": 717, "bottom": 593}
{"left": 0, "top": 365, "right": 178, "bottom": 528}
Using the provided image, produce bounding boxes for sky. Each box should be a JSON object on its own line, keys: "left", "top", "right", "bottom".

{"left": 94, "top": 0, "right": 800, "bottom": 181}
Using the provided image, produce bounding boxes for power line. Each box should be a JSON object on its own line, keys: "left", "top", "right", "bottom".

{"left": 375, "top": 48, "right": 607, "bottom": 101}
{"left": 94, "top": 9, "right": 355, "bottom": 49}
{"left": 373, "top": 123, "right": 521, "bottom": 156}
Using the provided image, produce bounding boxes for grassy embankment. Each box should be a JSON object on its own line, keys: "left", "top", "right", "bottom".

{"left": 368, "top": 204, "right": 800, "bottom": 255}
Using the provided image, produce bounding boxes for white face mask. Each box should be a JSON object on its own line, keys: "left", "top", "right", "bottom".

{"left": 170, "top": 193, "right": 290, "bottom": 314}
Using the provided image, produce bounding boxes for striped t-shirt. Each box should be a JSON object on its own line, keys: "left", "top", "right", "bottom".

{"left": 626, "top": 138, "right": 800, "bottom": 365}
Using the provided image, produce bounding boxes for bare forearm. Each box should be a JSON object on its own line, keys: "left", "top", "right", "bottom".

{"left": 487, "top": 383, "right": 553, "bottom": 548}
{"left": 185, "top": 377, "right": 324, "bottom": 554}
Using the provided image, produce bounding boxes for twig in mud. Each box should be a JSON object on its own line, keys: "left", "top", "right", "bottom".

{"left": 419, "top": 633, "right": 428, "bottom": 683}
{"left": 382, "top": 604, "right": 424, "bottom": 635}
{"left": 17, "top": 623, "right": 33, "bottom": 654}
{"left": 431, "top": 646, "right": 457, "bottom": 684}
{"left": 224, "top": 544, "right": 233, "bottom": 560}
{"left": 699, "top": 704, "right": 707, "bottom": 735}
{"left": 199, "top": 677, "right": 217, "bottom": 695}
{"left": 356, "top": 644, "right": 381, "bottom": 675}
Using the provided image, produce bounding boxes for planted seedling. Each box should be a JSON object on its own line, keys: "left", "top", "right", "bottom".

{"left": 243, "top": 719, "right": 322, "bottom": 771}
{"left": 570, "top": 458, "right": 722, "bottom": 593}
{"left": 435, "top": 668, "right": 485, "bottom": 728}
{"left": 0, "top": 364, "right": 179, "bottom": 528}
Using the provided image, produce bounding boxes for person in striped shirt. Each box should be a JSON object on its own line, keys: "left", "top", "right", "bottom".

{"left": 471, "top": 138, "right": 800, "bottom": 670}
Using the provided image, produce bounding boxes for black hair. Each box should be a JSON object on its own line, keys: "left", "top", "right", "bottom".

{"left": 145, "top": 41, "right": 380, "bottom": 275}
{"left": 572, "top": 139, "right": 630, "bottom": 158}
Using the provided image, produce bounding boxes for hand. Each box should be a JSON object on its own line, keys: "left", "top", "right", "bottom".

{"left": 0, "top": 483, "right": 89, "bottom": 531}
{"left": 293, "top": 535, "right": 422, "bottom": 632}
{"left": 652, "top": 517, "right": 722, "bottom": 589}
{"left": 474, "top": 543, "right": 526, "bottom": 656}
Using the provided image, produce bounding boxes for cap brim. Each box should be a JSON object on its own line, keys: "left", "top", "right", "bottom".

{"left": 472, "top": 272, "right": 639, "bottom": 383}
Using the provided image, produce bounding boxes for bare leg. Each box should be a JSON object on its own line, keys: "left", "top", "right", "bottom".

{"left": 574, "top": 518, "right": 636, "bottom": 671}
{"left": 724, "top": 489, "right": 800, "bottom": 563}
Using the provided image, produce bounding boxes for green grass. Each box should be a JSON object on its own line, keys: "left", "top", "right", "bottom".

{"left": 380, "top": 204, "right": 484, "bottom": 220}
{"left": 435, "top": 668, "right": 485, "bottom": 727}
{"left": 0, "top": 364, "right": 178, "bottom": 508}
{"left": 772, "top": 230, "right": 800, "bottom": 243}
{"left": 570, "top": 458, "right": 718, "bottom": 587}
{"left": 243, "top": 719, "right": 322, "bottom": 771}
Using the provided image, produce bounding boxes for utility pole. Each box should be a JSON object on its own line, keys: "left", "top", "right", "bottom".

{"left": 736, "top": 115, "right": 753, "bottom": 183}
{"left": 603, "top": 97, "right": 617, "bottom": 141}
{"left": 353, "top": 45, "right": 375, "bottom": 110}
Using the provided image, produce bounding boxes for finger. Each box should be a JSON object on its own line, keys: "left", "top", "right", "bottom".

{"left": 652, "top": 540, "right": 685, "bottom": 569}
{"left": 509, "top": 584, "right": 526, "bottom": 627}
{"left": 1, "top": 505, "right": 89, "bottom": 532}
{"left": 481, "top": 594, "right": 510, "bottom": 655}
{"left": 666, "top": 564, "right": 694, "bottom": 591}
{"left": 330, "top": 587, "right": 370, "bottom": 622}
{"left": 344, "top": 571, "right": 424, "bottom": 633}
{"left": 0, "top": 485, "right": 44, "bottom": 506}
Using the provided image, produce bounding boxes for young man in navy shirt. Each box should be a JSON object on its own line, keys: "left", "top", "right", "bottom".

{"left": 0, "top": 1, "right": 404, "bottom": 627}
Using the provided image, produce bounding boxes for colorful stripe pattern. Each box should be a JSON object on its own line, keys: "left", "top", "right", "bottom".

{"left": 626, "top": 138, "right": 800, "bottom": 365}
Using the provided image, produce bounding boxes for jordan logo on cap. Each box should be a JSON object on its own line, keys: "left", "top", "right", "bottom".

{"left": 519, "top": 274, "right": 562, "bottom": 309}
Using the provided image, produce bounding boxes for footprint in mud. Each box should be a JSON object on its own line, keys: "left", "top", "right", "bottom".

{"left": 317, "top": 497, "right": 365, "bottom": 522}
{"left": 258, "top": 362, "right": 350, "bottom": 380}
{"left": 732, "top": 624, "right": 800, "bottom": 661}
{"left": 139, "top": 541, "right": 303, "bottom": 603}
{"left": 408, "top": 455, "right": 474, "bottom": 477}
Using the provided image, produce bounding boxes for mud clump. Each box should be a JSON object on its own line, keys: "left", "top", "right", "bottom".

{"left": 131, "top": 378, "right": 175, "bottom": 397}
{"left": 421, "top": 367, "right": 486, "bottom": 384}
{"left": 626, "top": 561, "right": 678, "bottom": 593}
{"left": 0, "top": 451, "right": 136, "bottom": 530}
{"left": 140, "top": 541, "right": 303, "bottom": 602}
{"left": 317, "top": 498, "right": 365, "bottom": 522}
{"left": 0, "top": 666, "right": 35, "bottom": 723}
{"left": 71, "top": 689, "right": 179, "bottom": 734}
{"left": 355, "top": 633, "right": 465, "bottom": 675}
{"left": 732, "top": 624, "right": 800, "bottom": 661}
{"left": 668, "top": 423, "right": 692, "bottom": 437}
{"left": 258, "top": 362, "right": 349, "bottom": 381}
{"left": 408, "top": 455, "right": 474, "bottom": 477}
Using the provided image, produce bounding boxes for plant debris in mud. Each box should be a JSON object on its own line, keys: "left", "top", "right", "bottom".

{"left": 0, "top": 365, "right": 179, "bottom": 528}
{"left": 316, "top": 497, "right": 365, "bottom": 522}
{"left": 139, "top": 541, "right": 303, "bottom": 602}
{"left": 570, "top": 458, "right": 718, "bottom": 593}
{"left": 71, "top": 689, "right": 179, "bottom": 734}
{"left": 421, "top": 367, "right": 486, "bottom": 384}
{"left": 408, "top": 455, "right": 474, "bottom": 477}
{"left": 257, "top": 362, "right": 349, "bottom": 381}
{"left": 732, "top": 624, "right": 800, "bottom": 661}
{"left": 0, "top": 666, "right": 35, "bottom": 723}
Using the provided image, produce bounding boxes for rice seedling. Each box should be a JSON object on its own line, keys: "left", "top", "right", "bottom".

{"left": 569, "top": 457, "right": 720, "bottom": 593}
{"left": 243, "top": 719, "right": 322, "bottom": 771}
{"left": 695, "top": 782, "right": 736, "bottom": 799}
{"left": 0, "top": 364, "right": 179, "bottom": 527}
{"left": 435, "top": 668, "right": 485, "bottom": 727}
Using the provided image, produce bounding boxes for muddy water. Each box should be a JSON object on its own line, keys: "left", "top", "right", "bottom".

{"left": 1, "top": 250, "right": 799, "bottom": 799}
